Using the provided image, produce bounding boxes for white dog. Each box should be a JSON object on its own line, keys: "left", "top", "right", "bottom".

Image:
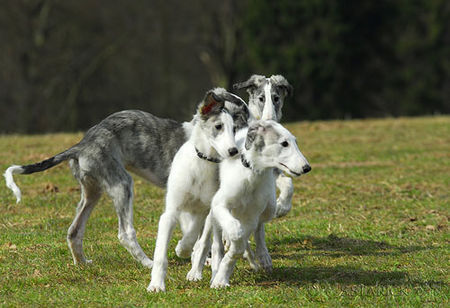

{"left": 197, "top": 120, "right": 310, "bottom": 288}
{"left": 147, "top": 90, "right": 246, "bottom": 292}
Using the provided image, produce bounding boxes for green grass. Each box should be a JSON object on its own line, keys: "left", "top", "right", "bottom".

{"left": 0, "top": 116, "right": 449, "bottom": 307}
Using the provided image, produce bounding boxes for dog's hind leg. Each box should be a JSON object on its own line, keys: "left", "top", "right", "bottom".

{"left": 105, "top": 168, "right": 153, "bottom": 268}
{"left": 176, "top": 211, "right": 206, "bottom": 259}
{"left": 67, "top": 178, "right": 101, "bottom": 265}
{"left": 210, "top": 222, "right": 225, "bottom": 282}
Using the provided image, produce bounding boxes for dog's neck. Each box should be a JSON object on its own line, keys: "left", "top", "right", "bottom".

{"left": 189, "top": 121, "right": 220, "bottom": 162}
{"left": 240, "top": 149, "right": 273, "bottom": 189}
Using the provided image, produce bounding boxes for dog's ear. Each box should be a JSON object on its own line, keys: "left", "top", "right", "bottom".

{"left": 223, "top": 93, "right": 250, "bottom": 130}
{"left": 233, "top": 74, "right": 266, "bottom": 93}
{"left": 224, "top": 101, "right": 250, "bottom": 130}
{"left": 270, "top": 75, "right": 293, "bottom": 97}
{"left": 199, "top": 90, "right": 224, "bottom": 119}
{"left": 245, "top": 123, "right": 265, "bottom": 150}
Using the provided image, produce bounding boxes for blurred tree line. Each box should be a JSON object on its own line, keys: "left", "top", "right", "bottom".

{"left": 0, "top": 0, "right": 448, "bottom": 133}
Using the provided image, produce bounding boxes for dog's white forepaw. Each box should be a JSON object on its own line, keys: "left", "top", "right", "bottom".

{"left": 275, "top": 202, "right": 291, "bottom": 218}
{"left": 257, "top": 251, "right": 273, "bottom": 273}
{"left": 147, "top": 281, "right": 165, "bottom": 293}
{"left": 225, "top": 221, "right": 243, "bottom": 242}
{"left": 210, "top": 277, "right": 230, "bottom": 289}
{"left": 275, "top": 175, "right": 293, "bottom": 218}
{"left": 186, "top": 269, "right": 202, "bottom": 281}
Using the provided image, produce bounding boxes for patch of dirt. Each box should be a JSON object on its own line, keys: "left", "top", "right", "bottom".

{"left": 42, "top": 183, "right": 59, "bottom": 193}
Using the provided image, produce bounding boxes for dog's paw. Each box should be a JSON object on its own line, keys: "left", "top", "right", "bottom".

{"left": 81, "top": 259, "right": 93, "bottom": 265}
{"left": 186, "top": 269, "right": 202, "bottom": 282}
{"left": 74, "top": 258, "right": 93, "bottom": 266}
{"left": 175, "top": 242, "right": 192, "bottom": 259}
{"left": 275, "top": 175, "right": 293, "bottom": 218}
{"left": 210, "top": 278, "right": 230, "bottom": 289}
{"left": 257, "top": 251, "right": 273, "bottom": 273}
{"left": 142, "top": 258, "right": 153, "bottom": 269}
{"left": 243, "top": 244, "right": 260, "bottom": 271}
{"left": 225, "top": 221, "right": 243, "bottom": 242}
{"left": 147, "top": 281, "right": 165, "bottom": 293}
{"left": 275, "top": 203, "right": 291, "bottom": 218}
{"left": 244, "top": 255, "right": 260, "bottom": 272}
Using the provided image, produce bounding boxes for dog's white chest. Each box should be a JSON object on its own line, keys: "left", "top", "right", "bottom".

{"left": 185, "top": 163, "right": 219, "bottom": 208}
{"left": 226, "top": 170, "right": 275, "bottom": 219}
{"left": 168, "top": 145, "right": 219, "bottom": 211}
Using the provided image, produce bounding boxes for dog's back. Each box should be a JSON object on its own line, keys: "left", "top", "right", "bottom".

{"left": 78, "top": 110, "right": 189, "bottom": 187}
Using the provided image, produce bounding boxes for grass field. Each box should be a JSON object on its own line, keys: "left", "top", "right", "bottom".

{"left": 0, "top": 116, "right": 449, "bottom": 306}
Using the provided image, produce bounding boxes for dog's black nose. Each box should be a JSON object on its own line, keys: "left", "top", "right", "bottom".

{"left": 303, "top": 165, "right": 311, "bottom": 174}
{"left": 228, "top": 147, "right": 238, "bottom": 156}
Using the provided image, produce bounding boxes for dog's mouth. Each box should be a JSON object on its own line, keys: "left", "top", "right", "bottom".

{"left": 279, "top": 163, "right": 301, "bottom": 177}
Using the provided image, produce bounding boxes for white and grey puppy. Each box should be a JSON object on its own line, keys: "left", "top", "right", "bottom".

{"left": 4, "top": 88, "right": 247, "bottom": 269}
{"left": 233, "top": 74, "right": 294, "bottom": 218}
{"left": 208, "top": 120, "right": 310, "bottom": 288}
{"left": 147, "top": 91, "right": 243, "bottom": 292}
{"left": 224, "top": 74, "right": 296, "bottom": 273}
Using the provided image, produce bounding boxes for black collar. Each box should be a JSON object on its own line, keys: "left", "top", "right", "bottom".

{"left": 195, "top": 148, "right": 221, "bottom": 163}
{"left": 241, "top": 153, "right": 252, "bottom": 169}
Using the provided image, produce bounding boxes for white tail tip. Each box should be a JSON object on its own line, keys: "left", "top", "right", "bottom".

{"left": 4, "top": 165, "right": 24, "bottom": 203}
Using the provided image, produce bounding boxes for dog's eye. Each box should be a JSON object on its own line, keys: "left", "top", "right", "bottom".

{"left": 281, "top": 141, "right": 289, "bottom": 147}
{"left": 273, "top": 96, "right": 280, "bottom": 103}
{"left": 215, "top": 124, "right": 222, "bottom": 130}
{"left": 258, "top": 96, "right": 264, "bottom": 103}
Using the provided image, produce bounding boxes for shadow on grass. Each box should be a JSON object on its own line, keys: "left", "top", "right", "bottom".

{"left": 253, "top": 265, "right": 446, "bottom": 288}
{"left": 269, "top": 234, "right": 433, "bottom": 259}
{"left": 253, "top": 234, "right": 445, "bottom": 288}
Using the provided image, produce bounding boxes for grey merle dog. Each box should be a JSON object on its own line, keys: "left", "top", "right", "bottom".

{"left": 4, "top": 88, "right": 248, "bottom": 269}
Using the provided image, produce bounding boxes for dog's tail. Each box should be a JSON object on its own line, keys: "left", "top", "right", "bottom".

{"left": 4, "top": 146, "right": 79, "bottom": 203}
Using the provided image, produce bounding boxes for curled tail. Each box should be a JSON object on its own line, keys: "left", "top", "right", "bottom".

{"left": 4, "top": 147, "right": 78, "bottom": 203}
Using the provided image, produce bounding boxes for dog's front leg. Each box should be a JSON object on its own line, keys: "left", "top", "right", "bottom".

{"left": 275, "top": 173, "right": 294, "bottom": 218}
{"left": 210, "top": 238, "right": 246, "bottom": 289}
{"left": 212, "top": 204, "right": 243, "bottom": 242}
{"left": 187, "top": 213, "right": 213, "bottom": 281}
{"left": 147, "top": 211, "right": 177, "bottom": 292}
